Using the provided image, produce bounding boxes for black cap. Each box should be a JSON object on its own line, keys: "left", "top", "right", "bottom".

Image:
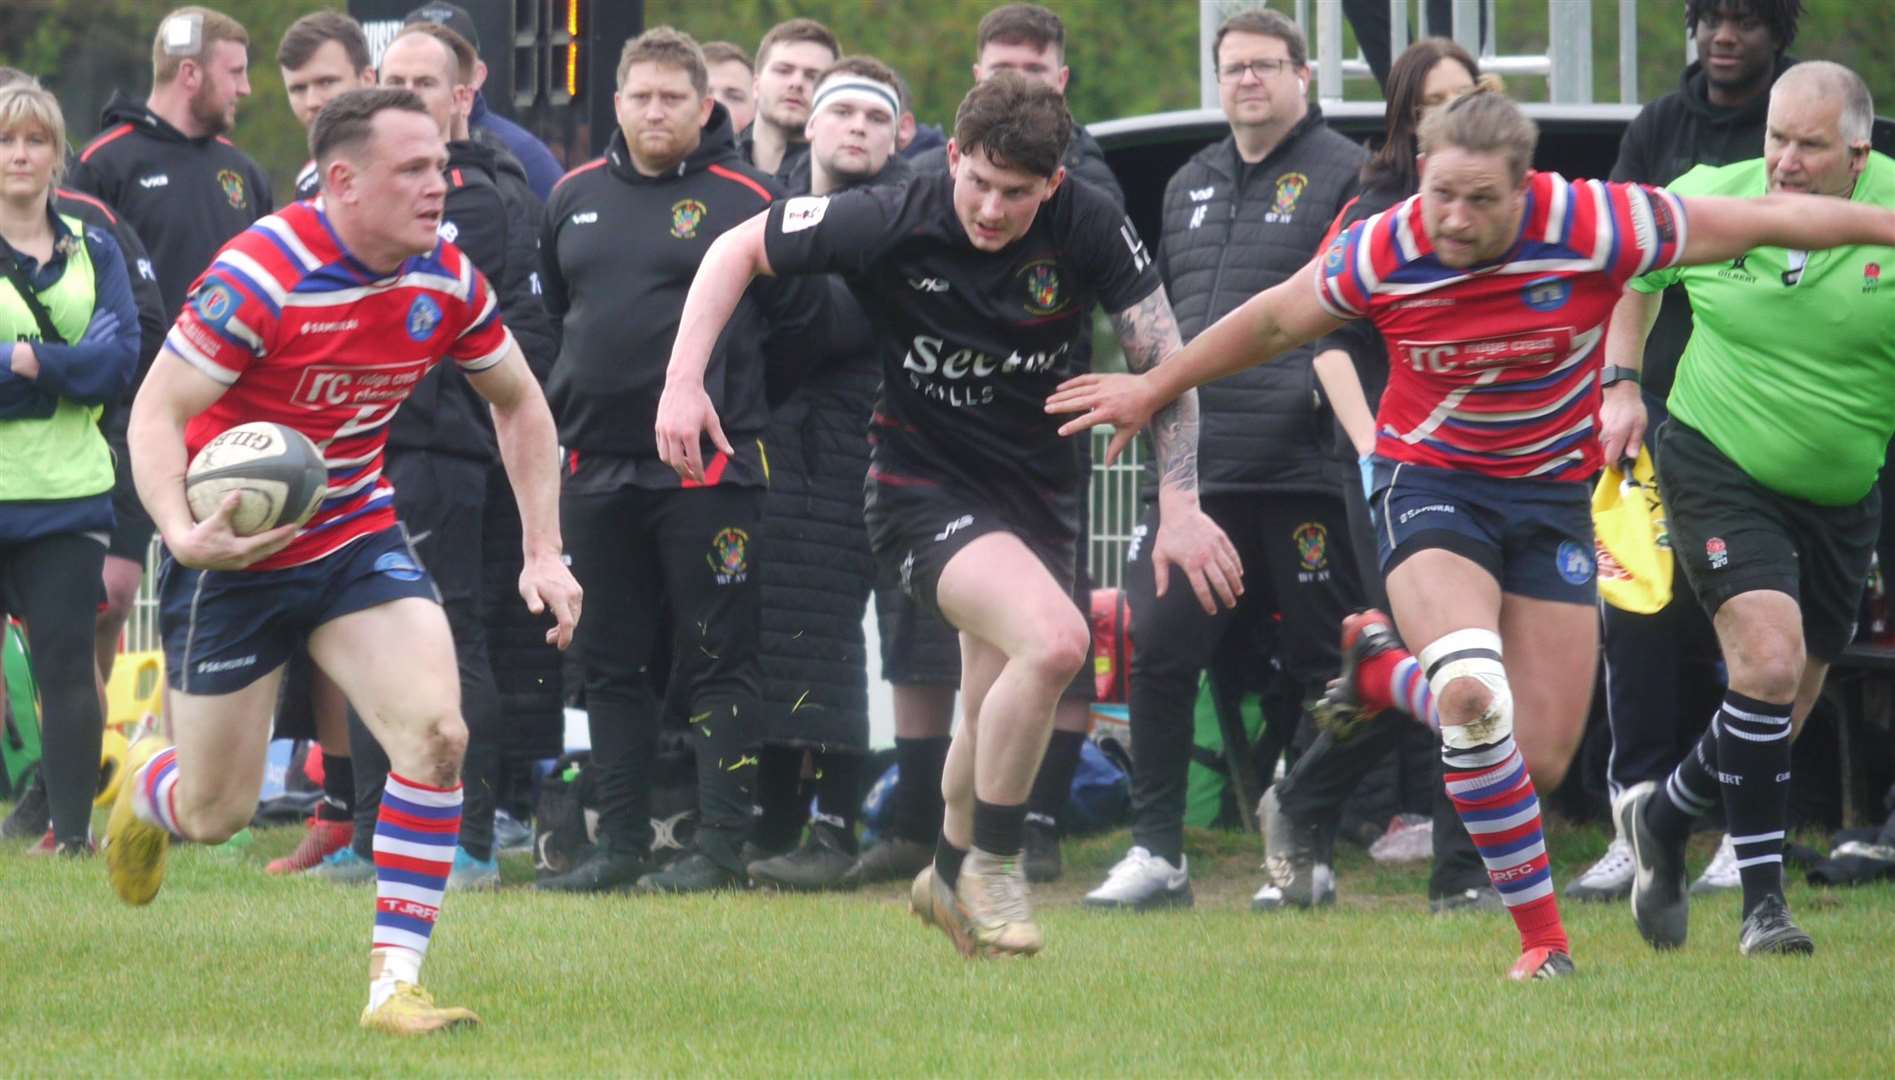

{"left": 404, "top": 2, "right": 479, "bottom": 51}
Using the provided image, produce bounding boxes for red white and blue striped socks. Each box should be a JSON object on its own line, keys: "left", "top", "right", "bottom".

{"left": 131, "top": 746, "right": 185, "bottom": 835}
{"left": 1443, "top": 736, "right": 1569, "bottom": 957}
{"left": 1356, "top": 648, "right": 1437, "bottom": 729}
{"left": 369, "top": 773, "right": 462, "bottom": 1009}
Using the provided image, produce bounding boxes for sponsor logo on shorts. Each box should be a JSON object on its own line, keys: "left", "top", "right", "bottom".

{"left": 1706, "top": 536, "right": 1729, "bottom": 570}
{"left": 1865, "top": 262, "right": 1881, "bottom": 293}
{"left": 709, "top": 527, "right": 750, "bottom": 585}
{"left": 670, "top": 198, "right": 707, "bottom": 239}
{"left": 195, "top": 655, "right": 257, "bottom": 674}
{"left": 405, "top": 295, "right": 441, "bottom": 342}
{"left": 1397, "top": 503, "right": 1456, "bottom": 525}
{"left": 1555, "top": 540, "right": 1594, "bottom": 586}
{"left": 1126, "top": 522, "right": 1148, "bottom": 565}
{"left": 1520, "top": 275, "right": 1571, "bottom": 312}
{"left": 900, "top": 549, "right": 916, "bottom": 596}
{"left": 374, "top": 550, "right": 424, "bottom": 582}
{"left": 1293, "top": 522, "right": 1330, "bottom": 582}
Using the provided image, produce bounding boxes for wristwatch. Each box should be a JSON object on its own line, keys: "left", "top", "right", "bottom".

{"left": 1600, "top": 365, "right": 1641, "bottom": 388}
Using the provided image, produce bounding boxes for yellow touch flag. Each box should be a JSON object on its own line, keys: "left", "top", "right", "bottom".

{"left": 1593, "top": 447, "right": 1672, "bottom": 614}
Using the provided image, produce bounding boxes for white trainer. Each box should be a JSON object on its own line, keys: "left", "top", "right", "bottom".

{"left": 1083, "top": 846, "right": 1193, "bottom": 911}
{"left": 1690, "top": 833, "right": 1741, "bottom": 895}
{"left": 1565, "top": 836, "right": 1635, "bottom": 902}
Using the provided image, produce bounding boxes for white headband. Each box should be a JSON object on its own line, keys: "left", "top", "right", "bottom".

{"left": 811, "top": 75, "right": 901, "bottom": 119}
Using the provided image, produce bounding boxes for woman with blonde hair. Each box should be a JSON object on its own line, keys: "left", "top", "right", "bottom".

{"left": 0, "top": 81, "right": 139, "bottom": 855}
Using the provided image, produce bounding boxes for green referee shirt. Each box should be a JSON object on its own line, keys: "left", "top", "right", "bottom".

{"left": 1633, "top": 151, "right": 1895, "bottom": 505}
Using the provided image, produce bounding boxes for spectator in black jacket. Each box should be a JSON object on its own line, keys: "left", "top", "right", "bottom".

{"left": 1258, "top": 38, "right": 1498, "bottom": 916}
{"left": 1082, "top": 8, "right": 1366, "bottom": 912}
{"left": 64, "top": 5, "right": 269, "bottom": 779}
{"left": 403, "top": 2, "right": 564, "bottom": 200}
{"left": 746, "top": 57, "right": 913, "bottom": 891}
{"left": 739, "top": 19, "right": 839, "bottom": 177}
{"left": 535, "top": 28, "right": 822, "bottom": 894}
{"left": 877, "top": 2, "right": 1119, "bottom": 886}
{"left": 703, "top": 42, "right": 756, "bottom": 138}
{"left": 279, "top": 12, "right": 377, "bottom": 202}
{"left": 1567, "top": 0, "right": 1803, "bottom": 903}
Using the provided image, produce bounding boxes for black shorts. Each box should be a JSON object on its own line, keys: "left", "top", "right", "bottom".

{"left": 1656, "top": 420, "right": 1879, "bottom": 662}
{"left": 864, "top": 473, "right": 1075, "bottom": 625}
{"left": 105, "top": 426, "right": 155, "bottom": 563}
{"left": 159, "top": 526, "right": 440, "bottom": 695}
{"left": 875, "top": 577, "right": 961, "bottom": 687}
{"left": 1370, "top": 456, "right": 1596, "bottom": 605}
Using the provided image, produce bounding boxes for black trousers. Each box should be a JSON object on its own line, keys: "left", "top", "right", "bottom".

{"left": 565, "top": 482, "right": 761, "bottom": 865}
{"left": 347, "top": 451, "right": 503, "bottom": 859}
{"left": 1599, "top": 588, "right": 1724, "bottom": 800}
{"left": 1125, "top": 491, "right": 1361, "bottom": 860}
{"left": 1, "top": 532, "right": 104, "bottom": 846}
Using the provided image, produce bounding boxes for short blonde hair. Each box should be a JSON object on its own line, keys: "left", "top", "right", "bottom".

{"left": 1417, "top": 87, "right": 1538, "bottom": 183}
{"left": 153, "top": 6, "right": 250, "bottom": 86}
{"left": 0, "top": 84, "right": 67, "bottom": 186}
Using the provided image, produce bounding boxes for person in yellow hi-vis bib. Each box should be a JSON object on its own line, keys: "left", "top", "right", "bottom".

{"left": 1601, "top": 61, "right": 1895, "bottom": 959}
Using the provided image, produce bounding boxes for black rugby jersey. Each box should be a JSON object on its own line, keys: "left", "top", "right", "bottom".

{"left": 763, "top": 169, "right": 1158, "bottom": 540}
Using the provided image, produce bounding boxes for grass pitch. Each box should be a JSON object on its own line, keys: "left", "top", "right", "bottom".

{"left": 3, "top": 815, "right": 1890, "bottom": 1077}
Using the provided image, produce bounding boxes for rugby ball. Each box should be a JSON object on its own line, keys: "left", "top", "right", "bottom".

{"left": 185, "top": 421, "right": 328, "bottom": 537}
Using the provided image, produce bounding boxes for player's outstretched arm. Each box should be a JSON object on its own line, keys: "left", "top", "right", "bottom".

{"left": 1047, "top": 259, "right": 1345, "bottom": 447}
{"left": 127, "top": 347, "right": 298, "bottom": 571}
{"left": 1678, "top": 192, "right": 1895, "bottom": 267}
{"left": 1598, "top": 287, "right": 1662, "bottom": 464}
{"left": 467, "top": 343, "right": 582, "bottom": 650}
{"left": 1095, "top": 286, "right": 1244, "bottom": 614}
{"left": 655, "top": 211, "right": 775, "bottom": 483}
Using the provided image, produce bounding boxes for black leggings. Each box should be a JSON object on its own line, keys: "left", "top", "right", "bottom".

{"left": 1, "top": 532, "right": 105, "bottom": 845}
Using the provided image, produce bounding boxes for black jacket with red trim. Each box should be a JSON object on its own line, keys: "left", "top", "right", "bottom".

{"left": 539, "top": 103, "right": 825, "bottom": 487}
{"left": 51, "top": 186, "right": 167, "bottom": 429}
{"left": 66, "top": 93, "right": 271, "bottom": 322}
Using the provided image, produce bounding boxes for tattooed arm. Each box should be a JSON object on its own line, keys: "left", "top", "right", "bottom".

{"left": 1103, "top": 286, "right": 1243, "bottom": 614}
{"left": 1109, "top": 286, "right": 1197, "bottom": 493}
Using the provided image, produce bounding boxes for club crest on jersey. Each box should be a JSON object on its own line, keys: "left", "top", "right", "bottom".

{"left": 670, "top": 198, "right": 707, "bottom": 239}
{"left": 195, "top": 281, "right": 237, "bottom": 326}
{"left": 1293, "top": 522, "right": 1329, "bottom": 572}
{"left": 217, "top": 168, "right": 246, "bottom": 209}
{"left": 1555, "top": 540, "right": 1594, "bottom": 585}
{"left": 1019, "top": 259, "right": 1066, "bottom": 316}
{"left": 1324, "top": 235, "right": 1346, "bottom": 273}
{"left": 709, "top": 527, "right": 750, "bottom": 584}
{"left": 1866, "top": 262, "right": 1882, "bottom": 293}
{"left": 405, "top": 295, "right": 442, "bottom": 342}
{"left": 1520, "top": 275, "right": 1571, "bottom": 312}
{"left": 1266, "top": 172, "right": 1307, "bottom": 223}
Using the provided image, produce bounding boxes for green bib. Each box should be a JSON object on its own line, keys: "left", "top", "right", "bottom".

{"left": 0, "top": 212, "right": 113, "bottom": 504}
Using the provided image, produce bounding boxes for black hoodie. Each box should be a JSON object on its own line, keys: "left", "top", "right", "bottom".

{"left": 1610, "top": 56, "right": 1795, "bottom": 401}
{"left": 540, "top": 103, "right": 824, "bottom": 487}
{"left": 66, "top": 93, "right": 271, "bottom": 322}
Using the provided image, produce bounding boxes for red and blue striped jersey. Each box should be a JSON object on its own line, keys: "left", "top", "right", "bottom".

{"left": 165, "top": 200, "right": 514, "bottom": 569}
{"left": 1315, "top": 171, "right": 1687, "bottom": 480}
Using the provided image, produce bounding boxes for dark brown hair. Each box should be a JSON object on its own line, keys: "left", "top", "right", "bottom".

{"left": 617, "top": 26, "right": 708, "bottom": 96}
{"left": 276, "top": 10, "right": 370, "bottom": 75}
{"left": 953, "top": 70, "right": 1071, "bottom": 178}
{"left": 1213, "top": 8, "right": 1307, "bottom": 70}
{"left": 755, "top": 18, "right": 839, "bottom": 71}
{"left": 977, "top": 4, "right": 1064, "bottom": 59}
{"left": 310, "top": 86, "right": 428, "bottom": 165}
{"left": 1365, "top": 38, "right": 1481, "bottom": 191}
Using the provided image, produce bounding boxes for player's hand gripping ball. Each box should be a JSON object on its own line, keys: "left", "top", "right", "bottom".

{"left": 184, "top": 421, "right": 328, "bottom": 537}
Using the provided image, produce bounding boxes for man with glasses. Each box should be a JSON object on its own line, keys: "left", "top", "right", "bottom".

{"left": 1083, "top": 8, "right": 1368, "bottom": 911}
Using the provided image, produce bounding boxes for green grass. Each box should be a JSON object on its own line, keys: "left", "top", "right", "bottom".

{"left": 2, "top": 815, "right": 1890, "bottom": 1077}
